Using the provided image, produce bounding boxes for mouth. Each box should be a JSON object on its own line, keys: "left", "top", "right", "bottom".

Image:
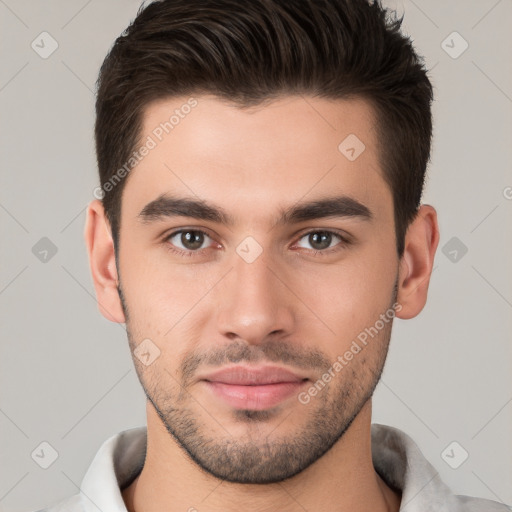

{"left": 199, "top": 365, "right": 310, "bottom": 411}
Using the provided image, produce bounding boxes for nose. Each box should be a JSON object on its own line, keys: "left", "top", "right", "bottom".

{"left": 215, "top": 248, "right": 295, "bottom": 345}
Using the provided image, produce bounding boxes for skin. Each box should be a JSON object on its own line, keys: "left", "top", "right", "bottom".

{"left": 84, "top": 94, "right": 439, "bottom": 512}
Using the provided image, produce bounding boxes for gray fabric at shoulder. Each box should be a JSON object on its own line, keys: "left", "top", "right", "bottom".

{"left": 112, "top": 426, "right": 147, "bottom": 488}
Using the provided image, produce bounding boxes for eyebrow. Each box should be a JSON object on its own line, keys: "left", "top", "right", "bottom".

{"left": 137, "top": 193, "right": 373, "bottom": 227}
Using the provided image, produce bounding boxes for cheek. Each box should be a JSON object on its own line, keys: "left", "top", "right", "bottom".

{"left": 120, "top": 243, "right": 214, "bottom": 325}
{"left": 292, "top": 245, "right": 397, "bottom": 344}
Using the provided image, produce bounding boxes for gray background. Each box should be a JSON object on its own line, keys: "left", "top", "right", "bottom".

{"left": 1, "top": 0, "right": 511, "bottom": 510}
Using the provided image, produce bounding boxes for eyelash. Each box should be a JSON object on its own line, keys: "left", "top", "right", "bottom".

{"left": 162, "top": 228, "right": 352, "bottom": 258}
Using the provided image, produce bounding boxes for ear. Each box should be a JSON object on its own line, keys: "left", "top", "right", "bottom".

{"left": 396, "top": 204, "right": 439, "bottom": 320}
{"left": 84, "top": 199, "right": 126, "bottom": 323}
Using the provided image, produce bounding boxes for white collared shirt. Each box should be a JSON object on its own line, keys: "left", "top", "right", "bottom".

{"left": 35, "top": 424, "right": 511, "bottom": 511}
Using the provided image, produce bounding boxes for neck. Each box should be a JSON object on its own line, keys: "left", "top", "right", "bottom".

{"left": 123, "top": 400, "right": 401, "bottom": 512}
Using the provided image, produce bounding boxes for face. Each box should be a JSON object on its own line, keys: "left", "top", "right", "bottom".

{"left": 116, "top": 95, "right": 400, "bottom": 483}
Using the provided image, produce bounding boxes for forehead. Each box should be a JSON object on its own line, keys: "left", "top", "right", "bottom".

{"left": 121, "top": 94, "right": 392, "bottom": 226}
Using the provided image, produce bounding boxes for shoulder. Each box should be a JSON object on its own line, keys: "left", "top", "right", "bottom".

{"left": 370, "top": 424, "right": 511, "bottom": 511}
{"left": 29, "top": 427, "right": 146, "bottom": 512}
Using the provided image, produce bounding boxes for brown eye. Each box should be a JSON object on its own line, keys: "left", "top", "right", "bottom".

{"left": 296, "top": 231, "right": 344, "bottom": 252}
{"left": 167, "top": 230, "right": 211, "bottom": 251}
{"left": 309, "top": 232, "right": 333, "bottom": 250}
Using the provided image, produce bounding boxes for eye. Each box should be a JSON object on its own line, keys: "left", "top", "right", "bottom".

{"left": 294, "top": 230, "right": 349, "bottom": 253}
{"left": 162, "top": 228, "right": 351, "bottom": 258}
{"left": 164, "top": 229, "right": 215, "bottom": 254}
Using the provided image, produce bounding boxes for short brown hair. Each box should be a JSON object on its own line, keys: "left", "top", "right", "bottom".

{"left": 95, "top": 0, "right": 433, "bottom": 257}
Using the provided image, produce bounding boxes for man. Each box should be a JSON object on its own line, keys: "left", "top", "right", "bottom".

{"left": 35, "top": 0, "right": 510, "bottom": 510}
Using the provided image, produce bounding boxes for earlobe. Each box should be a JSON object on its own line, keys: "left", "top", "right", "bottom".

{"left": 84, "top": 199, "right": 126, "bottom": 323}
{"left": 396, "top": 204, "right": 440, "bottom": 320}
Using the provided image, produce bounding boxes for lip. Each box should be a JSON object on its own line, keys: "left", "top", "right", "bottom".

{"left": 200, "top": 365, "right": 308, "bottom": 385}
{"left": 199, "top": 365, "right": 309, "bottom": 410}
